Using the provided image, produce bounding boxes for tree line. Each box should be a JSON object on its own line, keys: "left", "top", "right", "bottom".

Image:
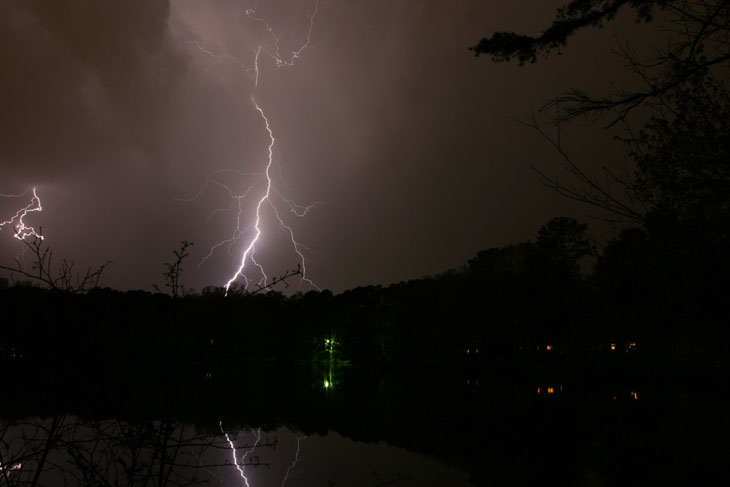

{"left": 1, "top": 213, "right": 725, "bottom": 373}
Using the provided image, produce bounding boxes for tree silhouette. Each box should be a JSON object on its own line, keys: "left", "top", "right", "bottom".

{"left": 471, "top": 0, "right": 656, "bottom": 65}
{"left": 0, "top": 230, "right": 111, "bottom": 293}
{"left": 155, "top": 240, "right": 193, "bottom": 298}
{"left": 534, "top": 217, "right": 595, "bottom": 279}
{"left": 473, "top": 0, "right": 730, "bottom": 231}
{"left": 471, "top": 1, "right": 730, "bottom": 124}
{"left": 630, "top": 76, "right": 730, "bottom": 246}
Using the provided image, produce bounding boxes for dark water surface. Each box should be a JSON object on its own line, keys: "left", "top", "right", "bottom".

{"left": 2, "top": 362, "right": 728, "bottom": 486}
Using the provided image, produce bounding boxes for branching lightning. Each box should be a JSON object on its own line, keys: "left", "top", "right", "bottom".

{"left": 245, "top": 0, "right": 321, "bottom": 70}
{"left": 281, "top": 435, "right": 306, "bottom": 487}
{"left": 224, "top": 98, "right": 275, "bottom": 292}
{"left": 188, "top": 39, "right": 250, "bottom": 70}
{"left": 220, "top": 422, "right": 262, "bottom": 487}
{"left": 223, "top": 98, "right": 317, "bottom": 293}
{"left": 0, "top": 188, "right": 43, "bottom": 241}
{"left": 217, "top": 424, "right": 309, "bottom": 487}
{"left": 181, "top": 0, "right": 322, "bottom": 294}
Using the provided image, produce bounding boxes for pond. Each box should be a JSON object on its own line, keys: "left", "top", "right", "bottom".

{"left": 0, "top": 418, "right": 470, "bottom": 487}
{"left": 1, "top": 362, "right": 727, "bottom": 486}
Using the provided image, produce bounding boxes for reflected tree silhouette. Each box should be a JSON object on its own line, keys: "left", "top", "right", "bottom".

{"left": 0, "top": 416, "right": 275, "bottom": 487}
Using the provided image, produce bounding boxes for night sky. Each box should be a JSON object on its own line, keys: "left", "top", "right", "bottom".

{"left": 0, "top": 0, "right": 660, "bottom": 293}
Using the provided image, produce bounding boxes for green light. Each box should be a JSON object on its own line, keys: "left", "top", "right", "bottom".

{"left": 323, "top": 379, "right": 330, "bottom": 389}
{"left": 323, "top": 337, "right": 338, "bottom": 355}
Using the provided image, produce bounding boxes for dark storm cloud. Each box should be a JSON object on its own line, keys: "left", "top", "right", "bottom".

{"left": 0, "top": 0, "right": 184, "bottom": 178}
{"left": 1, "top": 0, "right": 662, "bottom": 292}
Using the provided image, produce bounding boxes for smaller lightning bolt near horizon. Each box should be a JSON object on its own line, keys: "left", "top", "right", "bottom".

{"left": 0, "top": 188, "right": 44, "bottom": 241}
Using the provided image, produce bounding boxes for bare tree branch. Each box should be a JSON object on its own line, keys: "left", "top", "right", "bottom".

{"left": 517, "top": 115, "right": 645, "bottom": 222}
{"left": 0, "top": 232, "right": 111, "bottom": 293}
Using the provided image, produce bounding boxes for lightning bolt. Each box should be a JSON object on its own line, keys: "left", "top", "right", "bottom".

{"left": 223, "top": 99, "right": 317, "bottom": 293}
{"left": 281, "top": 435, "right": 306, "bottom": 487}
{"left": 253, "top": 45, "right": 262, "bottom": 87}
{"left": 0, "top": 188, "right": 43, "bottom": 241}
{"left": 179, "top": 0, "right": 322, "bottom": 294}
{"left": 220, "top": 422, "right": 262, "bottom": 487}
{"left": 224, "top": 98, "right": 275, "bottom": 292}
{"left": 0, "top": 462, "right": 21, "bottom": 472}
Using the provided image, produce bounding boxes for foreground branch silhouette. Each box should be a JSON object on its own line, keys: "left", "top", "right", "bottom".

{"left": 517, "top": 115, "right": 647, "bottom": 223}
{"left": 154, "top": 240, "right": 194, "bottom": 298}
{"left": 473, "top": 0, "right": 730, "bottom": 229}
{"left": 0, "top": 231, "right": 111, "bottom": 293}
{"left": 155, "top": 240, "right": 303, "bottom": 298}
{"left": 472, "top": 1, "right": 730, "bottom": 126}
{"left": 226, "top": 264, "right": 303, "bottom": 297}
